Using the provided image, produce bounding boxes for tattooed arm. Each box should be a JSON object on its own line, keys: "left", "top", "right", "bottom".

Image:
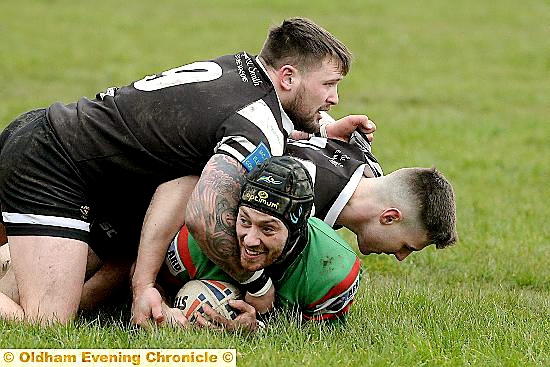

{"left": 186, "top": 154, "right": 251, "bottom": 282}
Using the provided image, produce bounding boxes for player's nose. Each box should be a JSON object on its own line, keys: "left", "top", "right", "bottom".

{"left": 327, "top": 86, "right": 339, "bottom": 105}
{"left": 243, "top": 228, "right": 261, "bottom": 247}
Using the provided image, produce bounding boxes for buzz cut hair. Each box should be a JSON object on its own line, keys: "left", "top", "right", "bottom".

{"left": 260, "top": 17, "right": 352, "bottom": 75}
{"left": 405, "top": 167, "right": 458, "bottom": 249}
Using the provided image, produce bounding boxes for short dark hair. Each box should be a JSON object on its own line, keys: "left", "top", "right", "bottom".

{"left": 406, "top": 168, "right": 458, "bottom": 249}
{"left": 260, "top": 17, "right": 352, "bottom": 75}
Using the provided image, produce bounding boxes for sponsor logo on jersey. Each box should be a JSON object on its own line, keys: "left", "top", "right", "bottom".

{"left": 319, "top": 274, "right": 360, "bottom": 313}
{"left": 80, "top": 206, "right": 90, "bottom": 220}
{"left": 166, "top": 250, "right": 182, "bottom": 273}
{"left": 234, "top": 52, "right": 263, "bottom": 86}
{"left": 243, "top": 141, "right": 271, "bottom": 172}
{"left": 323, "top": 149, "right": 351, "bottom": 168}
{"left": 165, "top": 236, "right": 186, "bottom": 277}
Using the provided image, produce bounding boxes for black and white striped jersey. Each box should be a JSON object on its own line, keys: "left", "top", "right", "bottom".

{"left": 286, "top": 136, "right": 383, "bottom": 227}
{"left": 47, "top": 52, "right": 292, "bottom": 204}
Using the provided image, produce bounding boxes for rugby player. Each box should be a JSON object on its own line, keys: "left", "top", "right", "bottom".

{"left": 0, "top": 17, "right": 375, "bottom": 324}
{"left": 156, "top": 149, "right": 457, "bottom": 331}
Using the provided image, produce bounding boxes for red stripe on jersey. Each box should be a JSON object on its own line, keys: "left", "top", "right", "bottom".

{"left": 307, "top": 257, "right": 362, "bottom": 309}
{"left": 302, "top": 300, "right": 355, "bottom": 321}
{"left": 177, "top": 225, "right": 197, "bottom": 278}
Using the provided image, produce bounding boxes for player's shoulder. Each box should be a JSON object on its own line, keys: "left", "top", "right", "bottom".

{"left": 302, "top": 218, "right": 360, "bottom": 285}
{"left": 307, "top": 218, "right": 356, "bottom": 254}
{"left": 287, "top": 138, "right": 367, "bottom": 193}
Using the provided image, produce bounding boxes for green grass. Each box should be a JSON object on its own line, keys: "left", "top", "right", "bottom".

{"left": 1, "top": 0, "right": 549, "bottom": 366}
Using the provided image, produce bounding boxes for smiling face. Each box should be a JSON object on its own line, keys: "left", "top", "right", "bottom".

{"left": 283, "top": 57, "right": 343, "bottom": 133}
{"left": 236, "top": 206, "right": 289, "bottom": 272}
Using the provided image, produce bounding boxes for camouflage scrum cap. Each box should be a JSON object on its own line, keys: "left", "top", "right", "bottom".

{"left": 239, "top": 156, "right": 314, "bottom": 234}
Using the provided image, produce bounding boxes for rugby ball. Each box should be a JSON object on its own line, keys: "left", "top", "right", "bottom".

{"left": 173, "top": 280, "right": 242, "bottom": 322}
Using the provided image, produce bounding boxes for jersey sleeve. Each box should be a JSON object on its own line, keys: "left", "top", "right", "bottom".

{"left": 214, "top": 100, "right": 289, "bottom": 172}
{"left": 302, "top": 257, "right": 362, "bottom": 321}
{"left": 286, "top": 138, "right": 368, "bottom": 226}
{"left": 164, "top": 225, "right": 233, "bottom": 284}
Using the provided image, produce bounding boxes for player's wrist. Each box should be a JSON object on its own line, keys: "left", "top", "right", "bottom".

{"left": 240, "top": 269, "right": 272, "bottom": 297}
{"left": 131, "top": 279, "right": 157, "bottom": 294}
{"left": 313, "top": 122, "right": 329, "bottom": 138}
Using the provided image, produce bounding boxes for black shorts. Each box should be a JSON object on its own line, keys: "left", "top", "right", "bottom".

{"left": 0, "top": 109, "right": 91, "bottom": 242}
{"left": 88, "top": 217, "right": 142, "bottom": 261}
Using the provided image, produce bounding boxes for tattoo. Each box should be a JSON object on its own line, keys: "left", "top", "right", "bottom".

{"left": 186, "top": 154, "right": 250, "bottom": 281}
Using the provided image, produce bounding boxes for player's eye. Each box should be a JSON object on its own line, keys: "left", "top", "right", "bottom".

{"left": 239, "top": 217, "right": 251, "bottom": 227}
{"left": 262, "top": 226, "right": 275, "bottom": 235}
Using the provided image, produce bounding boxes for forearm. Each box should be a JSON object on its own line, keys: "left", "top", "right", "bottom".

{"left": 132, "top": 176, "right": 198, "bottom": 290}
{"left": 186, "top": 154, "right": 252, "bottom": 282}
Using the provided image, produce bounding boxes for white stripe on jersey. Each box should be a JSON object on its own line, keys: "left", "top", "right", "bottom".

{"left": 254, "top": 56, "right": 294, "bottom": 137}
{"left": 215, "top": 135, "right": 255, "bottom": 161}
{"left": 319, "top": 111, "right": 336, "bottom": 124}
{"left": 2, "top": 212, "right": 90, "bottom": 232}
{"left": 291, "top": 157, "right": 318, "bottom": 217}
{"left": 216, "top": 135, "right": 257, "bottom": 152}
{"left": 165, "top": 232, "right": 186, "bottom": 277}
{"left": 237, "top": 99, "right": 285, "bottom": 156}
{"left": 323, "top": 164, "right": 366, "bottom": 227}
{"left": 311, "top": 270, "right": 360, "bottom": 315}
{"left": 280, "top": 108, "right": 294, "bottom": 137}
{"left": 216, "top": 145, "right": 246, "bottom": 163}
{"left": 288, "top": 137, "right": 327, "bottom": 150}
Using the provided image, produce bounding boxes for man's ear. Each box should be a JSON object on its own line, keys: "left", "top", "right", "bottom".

{"left": 379, "top": 208, "right": 402, "bottom": 225}
{"left": 278, "top": 65, "right": 298, "bottom": 91}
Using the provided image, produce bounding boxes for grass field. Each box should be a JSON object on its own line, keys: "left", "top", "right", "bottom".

{"left": 1, "top": 0, "right": 549, "bottom": 366}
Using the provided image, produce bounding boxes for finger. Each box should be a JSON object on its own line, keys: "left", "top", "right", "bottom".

{"left": 174, "top": 310, "right": 189, "bottom": 327}
{"left": 131, "top": 313, "right": 149, "bottom": 328}
{"left": 167, "top": 308, "right": 189, "bottom": 328}
{"left": 152, "top": 303, "right": 165, "bottom": 325}
{"left": 357, "top": 119, "right": 376, "bottom": 133}
{"left": 194, "top": 312, "right": 220, "bottom": 330}
{"left": 228, "top": 299, "right": 256, "bottom": 314}
{"left": 202, "top": 304, "right": 229, "bottom": 327}
{"left": 130, "top": 304, "right": 152, "bottom": 327}
{"left": 366, "top": 119, "right": 376, "bottom": 132}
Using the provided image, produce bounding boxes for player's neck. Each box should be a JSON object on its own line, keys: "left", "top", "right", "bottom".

{"left": 336, "top": 177, "right": 379, "bottom": 229}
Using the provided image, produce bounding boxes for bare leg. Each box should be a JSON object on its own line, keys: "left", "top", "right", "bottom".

{"left": 0, "top": 244, "right": 10, "bottom": 279}
{"left": 80, "top": 258, "right": 133, "bottom": 312}
{"left": 7, "top": 236, "right": 88, "bottom": 324}
{"left": 0, "top": 265, "right": 21, "bottom": 320}
{"left": 1, "top": 242, "right": 132, "bottom": 315}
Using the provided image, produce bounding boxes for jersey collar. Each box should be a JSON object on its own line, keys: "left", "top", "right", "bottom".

{"left": 256, "top": 56, "right": 294, "bottom": 137}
